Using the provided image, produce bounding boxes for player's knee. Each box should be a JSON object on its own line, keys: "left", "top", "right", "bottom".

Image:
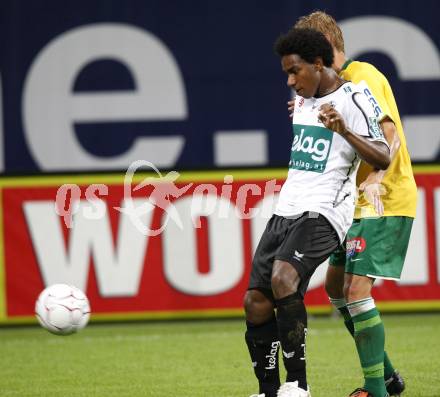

{"left": 243, "top": 290, "right": 274, "bottom": 324}
{"left": 344, "top": 279, "right": 371, "bottom": 302}
{"left": 271, "top": 272, "right": 298, "bottom": 299}
{"left": 324, "top": 278, "right": 334, "bottom": 297}
{"left": 343, "top": 282, "right": 354, "bottom": 301}
{"left": 325, "top": 265, "right": 345, "bottom": 299}
{"left": 325, "top": 276, "right": 343, "bottom": 299}
{"left": 243, "top": 290, "right": 255, "bottom": 314}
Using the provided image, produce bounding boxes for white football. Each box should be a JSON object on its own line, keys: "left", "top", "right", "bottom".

{"left": 35, "top": 284, "right": 91, "bottom": 335}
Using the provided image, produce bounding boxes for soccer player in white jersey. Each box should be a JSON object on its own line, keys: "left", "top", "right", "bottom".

{"left": 244, "top": 28, "right": 391, "bottom": 397}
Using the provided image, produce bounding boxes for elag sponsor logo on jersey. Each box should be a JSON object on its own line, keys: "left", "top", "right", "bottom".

{"left": 346, "top": 237, "right": 367, "bottom": 258}
{"left": 290, "top": 124, "right": 333, "bottom": 173}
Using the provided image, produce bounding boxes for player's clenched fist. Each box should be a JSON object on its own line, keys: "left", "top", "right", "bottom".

{"left": 318, "top": 103, "right": 347, "bottom": 135}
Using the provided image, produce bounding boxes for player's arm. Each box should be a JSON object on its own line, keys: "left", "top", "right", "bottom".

{"left": 318, "top": 103, "right": 390, "bottom": 170}
{"left": 349, "top": 68, "right": 399, "bottom": 213}
{"left": 357, "top": 118, "right": 399, "bottom": 215}
{"left": 359, "top": 118, "right": 400, "bottom": 185}
{"left": 368, "top": 117, "right": 400, "bottom": 173}
{"left": 350, "top": 66, "right": 399, "bottom": 161}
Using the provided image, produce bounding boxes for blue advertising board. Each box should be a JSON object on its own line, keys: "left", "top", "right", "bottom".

{"left": 1, "top": 0, "right": 439, "bottom": 173}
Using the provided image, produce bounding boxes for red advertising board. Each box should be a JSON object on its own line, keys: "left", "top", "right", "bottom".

{"left": 0, "top": 167, "right": 439, "bottom": 324}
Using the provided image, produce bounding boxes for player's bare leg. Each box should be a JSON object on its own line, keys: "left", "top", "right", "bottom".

{"left": 244, "top": 289, "right": 275, "bottom": 325}
{"left": 325, "top": 264, "right": 345, "bottom": 299}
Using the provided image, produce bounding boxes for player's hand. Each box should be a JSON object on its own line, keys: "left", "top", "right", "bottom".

{"left": 318, "top": 103, "right": 347, "bottom": 135}
{"left": 359, "top": 171, "right": 386, "bottom": 216}
{"left": 288, "top": 100, "right": 295, "bottom": 118}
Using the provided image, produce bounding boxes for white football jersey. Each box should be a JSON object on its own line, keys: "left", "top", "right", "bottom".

{"left": 275, "top": 82, "right": 388, "bottom": 242}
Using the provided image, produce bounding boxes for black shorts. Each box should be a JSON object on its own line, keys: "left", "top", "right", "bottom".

{"left": 248, "top": 213, "right": 339, "bottom": 299}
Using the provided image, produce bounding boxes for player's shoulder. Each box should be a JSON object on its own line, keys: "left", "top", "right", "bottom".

{"left": 345, "top": 60, "right": 388, "bottom": 83}
{"left": 348, "top": 60, "right": 379, "bottom": 74}
{"left": 330, "top": 82, "right": 368, "bottom": 117}
{"left": 338, "top": 81, "right": 374, "bottom": 114}
{"left": 334, "top": 81, "right": 363, "bottom": 101}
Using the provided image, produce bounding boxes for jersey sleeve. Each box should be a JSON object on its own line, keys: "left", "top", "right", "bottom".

{"left": 347, "top": 91, "right": 389, "bottom": 147}
{"left": 349, "top": 66, "right": 393, "bottom": 122}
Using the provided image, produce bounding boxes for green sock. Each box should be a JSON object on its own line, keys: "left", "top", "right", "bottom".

{"left": 383, "top": 353, "right": 395, "bottom": 380}
{"left": 349, "top": 304, "right": 387, "bottom": 397}
{"left": 338, "top": 306, "right": 395, "bottom": 380}
{"left": 338, "top": 305, "right": 355, "bottom": 335}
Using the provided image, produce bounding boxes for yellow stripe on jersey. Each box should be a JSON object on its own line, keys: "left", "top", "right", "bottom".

{"left": 340, "top": 60, "right": 417, "bottom": 218}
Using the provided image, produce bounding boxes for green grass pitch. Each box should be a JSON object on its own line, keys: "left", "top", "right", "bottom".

{"left": 1, "top": 313, "right": 439, "bottom": 396}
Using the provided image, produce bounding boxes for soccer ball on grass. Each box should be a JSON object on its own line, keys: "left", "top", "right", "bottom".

{"left": 35, "top": 284, "right": 90, "bottom": 335}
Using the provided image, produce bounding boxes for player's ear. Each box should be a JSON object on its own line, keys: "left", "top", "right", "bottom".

{"left": 314, "top": 57, "right": 324, "bottom": 71}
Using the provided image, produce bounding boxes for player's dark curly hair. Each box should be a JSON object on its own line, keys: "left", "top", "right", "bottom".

{"left": 274, "top": 28, "right": 334, "bottom": 67}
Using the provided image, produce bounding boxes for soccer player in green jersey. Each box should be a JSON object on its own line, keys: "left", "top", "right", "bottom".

{"left": 291, "top": 11, "right": 417, "bottom": 397}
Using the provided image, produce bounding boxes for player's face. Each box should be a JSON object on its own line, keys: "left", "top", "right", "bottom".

{"left": 281, "top": 54, "right": 320, "bottom": 98}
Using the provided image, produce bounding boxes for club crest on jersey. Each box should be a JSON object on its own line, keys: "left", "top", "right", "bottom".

{"left": 289, "top": 124, "right": 333, "bottom": 173}
{"left": 346, "top": 237, "right": 366, "bottom": 257}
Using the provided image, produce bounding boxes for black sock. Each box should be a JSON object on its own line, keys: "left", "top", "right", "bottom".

{"left": 276, "top": 293, "right": 308, "bottom": 390}
{"left": 245, "top": 314, "right": 280, "bottom": 397}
